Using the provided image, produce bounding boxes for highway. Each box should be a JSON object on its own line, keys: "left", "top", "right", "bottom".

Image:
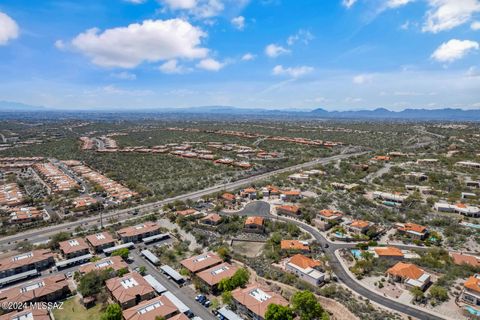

{"left": 222, "top": 201, "right": 445, "bottom": 320}
{"left": 0, "top": 151, "right": 366, "bottom": 249}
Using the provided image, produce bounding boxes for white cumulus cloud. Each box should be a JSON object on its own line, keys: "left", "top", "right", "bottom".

{"left": 241, "top": 53, "right": 255, "bottom": 61}
{"left": 287, "top": 29, "right": 314, "bottom": 46}
{"left": 272, "top": 65, "right": 313, "bottom": 78}
{"left": 160, "top": 0, "right": 197, "bottom": 9}
{"left": 265, "top": 44, "right": 290, "bottom": 58}
{"left": 231, "top": 16, "right": 245, "bottom": 30}
{"left": 124, "top": 0, "right": 147, "bottom": 4}
{"left": 70, "top": 19, "right": 208, "bottom": 68}
{"left": 386, "top": 0, "right": 414, "bottom": 8}
{"left": 0, "top": 12, "right": 19, "bottom": 45}
{"left": 159, "top": 59, "right": 190, "bottom": 73}
{"left": 112, "top": 71, "right": 137, "bottom": 80}
{"left": 431, "top": 39, "right": 479, "bottom": 62}
{"left": 353, "top": 74, "right": 374, "bottom": 84}
{"left": 472, "top": 20, "right": 480, "bottom": 29}
{"left": 422, "top": 0, "right": 480, "bottom": 33}
{"left": 196, "top": 58, "right": 224, "bottom": 71}
{"left": 342, "top": 0, "right": 358, "bottom": 9}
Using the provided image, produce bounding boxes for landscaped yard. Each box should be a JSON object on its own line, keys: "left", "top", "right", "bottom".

{"left": 52, "top": 297, "right": 103, "bottom": 320}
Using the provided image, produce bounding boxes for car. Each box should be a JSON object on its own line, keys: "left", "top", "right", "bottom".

{"left": 198, "top": 296, "right": 206, "bottom": 303}
{"left": 65, "top": 272, "right": 73, "bottom": 278}
{"left": 195, "top": 295, "right": 204, "bottom": 301}
{"left": 203, "top": 300, "right": 211, "bottom": 307}
{"left": 324, "top": 243, "right": 329, "bottom": 248}
{"left": 185, "top": 310, "right": 194, "bottom": 318}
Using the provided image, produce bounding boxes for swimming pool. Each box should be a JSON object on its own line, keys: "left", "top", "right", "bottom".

{"left": 461, "top": 222, "right": 480, "bottom": 229}
{"left": 465, "top": 306, "right": 480, "bottom": 316}
{"left": 351, "top": 249, "right": 362, "bottom": 259}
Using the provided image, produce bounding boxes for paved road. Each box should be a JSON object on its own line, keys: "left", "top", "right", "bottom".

{"left": 130, "top": 251, "right": 216, "bottom": 320}
{"left": 224, "top": 201, "right": 445, "bottom": 320}
{"left": 0, "top": 151, "right": 366, "bottom": 249}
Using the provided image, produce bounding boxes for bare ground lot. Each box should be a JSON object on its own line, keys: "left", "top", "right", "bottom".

{"left": 231, "top": 239, "right": 265, "bottom": 257}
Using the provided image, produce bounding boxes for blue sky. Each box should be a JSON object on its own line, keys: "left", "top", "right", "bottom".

{"left": 0, "top": 0, "right": 479, "bottom": 110}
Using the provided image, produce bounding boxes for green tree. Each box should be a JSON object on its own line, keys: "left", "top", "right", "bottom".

{"left": 222, "top": 291, "right": 233, "bottom": 306}
{"left": 78, "top": 269, "right": 112, "bottom": 297}
{"left": 217, "top": 246, "right": 231, "bottom": 261}
{"left": 49, "top": 232, "right": 71, "bottom": 250}
{"left": 410, "top": 287, "right": 425, "bottom": 302}
{"left": 428, "top": 285, "right": 448, "bottom": 302}
{"left": 100, "top": 304, "right": 122, "bottom": 320}
{"left": 265, "top": 304, "right": 294, "bottom": 320}
{"left": 111, "top": 248, "right": 130, "bottom": 260}
{"left": 291, "top": 291, "right": 325, "bottom": 320}
{"left": 138, "top": 266, "right": 147, "bottom": 275}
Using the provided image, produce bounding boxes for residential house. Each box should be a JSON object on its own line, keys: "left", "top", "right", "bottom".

{"left": 313, "top": 209, "right": 342, "bottom": 231}
{"left": 373, "top": 191, "right": 407, "bottom": 204}
{"left": 232, "top": 283, "right": 289, "bottom": 320}
{"left": 244, "top": 216, "right": 265, "bottom": 233}
{"left": 280, "top": 240, "right": 310, "bottom": 253}
{"left": 450, "top": 253, "right": 480, "bottom": 268}
{"left": 106, "top": 272, "right": 156, "bottom": 309}
{"left": 347, "top": 220, "right": 372, "bottom": 235}
{"left": 433, "top": 202, "right": 480, "bottom": 218}
{"left": 370, "top": 247, "right": 404, "bottom": 260}
{"left": 276, "top": 205, "right": 301, "bottom": 217}
{"left": 456, "top": 161, "right": 480, "bottom": 169}
{"left": 280, "top": 190, "right": 301, "bottom": 201}
{"left": 241, "top": 188, "right": 257, "bottom": 200}
{"left": 285, "top": 254, "right": 324, "bottom": 286}
{"left": 396, "top": 223, "right": 429, "bottom": 240}
{"left": 288, "top": 173, "right": 309, "bottom": 183}
{"left": 176, "top": 209, "right": 199, "bottom": 217}
{"left": 462, "top": 274, "right": 480, "bottom": 306}
{"left": 200, "top": 213, "right": 222, "bottom": 226}
{"left": 221, "top": 193, "right": 236, "bottom": 203}
{"left": 386, "top": 262, "right": 431, "bottom": 290}
{"left": 59, "top": 238, "right": 90, "bottom": 259}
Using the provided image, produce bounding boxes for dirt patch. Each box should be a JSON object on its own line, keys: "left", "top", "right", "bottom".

{"left": 231, "top": 240, "right": 265, "bottom": 257}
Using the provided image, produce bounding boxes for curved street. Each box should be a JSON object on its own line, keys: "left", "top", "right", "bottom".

{"left": 223, "top": 201, "right": 445, "bottom": 320}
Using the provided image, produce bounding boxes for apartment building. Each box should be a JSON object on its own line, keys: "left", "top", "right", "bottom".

{"left": 0, "top": 183, "right": 24, "bottom": 206}
{"left": 59, "top": 238, "right": 90, "bottom": 259}
{"left": 196, "top": 262, "right": 239, "bottom": 292}
{"left": 85, "top": 232, "right": 116, "bottom": 252}
{"left": 0, "top": 249, "right": 54, "bottom": 279}
{"left": 0, "top": 274, "right": 69, "bottom": 311}
{"left": 79, "top": 255, "right": 128, "bottom": 274}
{"left": 122, "top": 296, "right": 182, "bottom": 320}
{"left": 232, "top": 283, "right": 289, "bottom": 320}
{"left": 33, "top": 163, "right": 78, "bottom": 193}
{"left": 117, "top": 222, "right": 161, "bottom": 243}
{"left": 106, "top": 272, "right": 156, "bottom": 309}
{"left": 180, "top": 252, "right": 222, "bottom": 274}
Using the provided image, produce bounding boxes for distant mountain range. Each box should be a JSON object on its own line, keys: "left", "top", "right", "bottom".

{"left": 0, "top": 100, "right": 479, "bottom": 121}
